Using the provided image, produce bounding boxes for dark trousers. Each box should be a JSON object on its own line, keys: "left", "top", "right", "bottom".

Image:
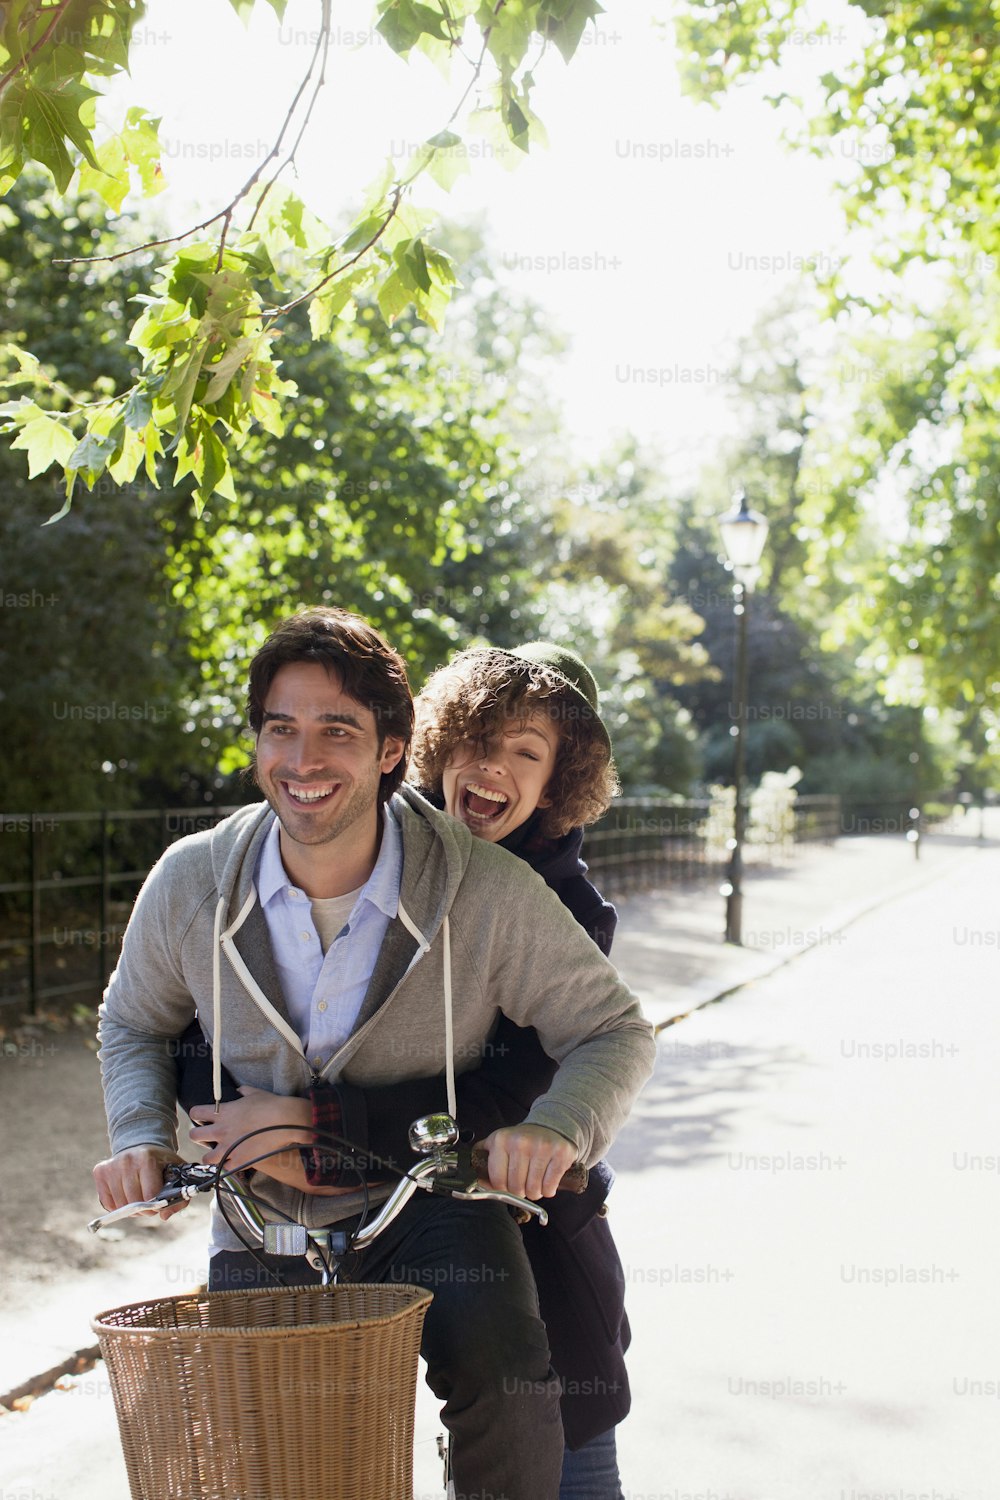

{"left": 210, "top": 1195, "right": 565, "bottom": 1500}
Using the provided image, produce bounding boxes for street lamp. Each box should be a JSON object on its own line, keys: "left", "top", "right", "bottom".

{"left": 717, "top": 488, "right": 769, "bottom": 944}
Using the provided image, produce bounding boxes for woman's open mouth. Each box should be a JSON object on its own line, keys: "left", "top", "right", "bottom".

{"left": 461, "top": 782, "right": 510, "bottom": 824}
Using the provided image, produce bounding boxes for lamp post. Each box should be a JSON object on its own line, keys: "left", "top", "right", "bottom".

{"left": 717, "top": 488, "right": 769, "bottom": 945}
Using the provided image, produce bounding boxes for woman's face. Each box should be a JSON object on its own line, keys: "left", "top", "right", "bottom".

{"left": 441, "top": 710, "right": 560, "bottom": 843}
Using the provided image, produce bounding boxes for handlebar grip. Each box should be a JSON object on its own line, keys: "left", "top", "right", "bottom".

{"left": 470, "top": 1146, "right": 588, "bottom": 1195}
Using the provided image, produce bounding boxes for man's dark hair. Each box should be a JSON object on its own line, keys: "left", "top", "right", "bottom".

{"left": 248, "top": 608, "right": 414, "bottom": 805}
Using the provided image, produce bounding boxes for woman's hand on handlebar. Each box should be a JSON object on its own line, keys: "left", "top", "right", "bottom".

{"left": 476, "top": 1124, "right": 578, "bottom": 1201}
{"left": 92, "top": 1144, "right": 188, "bottom": 1221}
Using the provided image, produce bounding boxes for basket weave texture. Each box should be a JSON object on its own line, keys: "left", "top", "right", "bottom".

{"left": 93, "top": 1283, "right": 433, "bottom": 1500}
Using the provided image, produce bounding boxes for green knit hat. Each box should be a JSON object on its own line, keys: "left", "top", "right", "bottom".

{"left": 500, "top": 641, "right": 612, "bottom": 755}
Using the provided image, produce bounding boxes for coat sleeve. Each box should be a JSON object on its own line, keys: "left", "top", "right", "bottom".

{"left": 463, "top": 855, "right": 656, "bottom": 1166}
{"left": 97, "top": 852, "right": 202, "bottom": 1154}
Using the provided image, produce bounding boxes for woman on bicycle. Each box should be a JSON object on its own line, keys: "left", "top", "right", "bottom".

{"left": 312, "top": 642, "right": 630, "bottom": 1500}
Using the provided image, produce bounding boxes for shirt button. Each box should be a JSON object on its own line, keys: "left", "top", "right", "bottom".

{"left": 317, "top": 1000, "right": 328, "bottom": 1013}
{"left": 300, "top": 931, "right": 311, "bottom": 941}
{"left": 311, "top": 1056, "right": 324, "bottom": 1070}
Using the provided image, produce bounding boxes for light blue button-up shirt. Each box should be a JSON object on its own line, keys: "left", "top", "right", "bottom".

{"left": 255, "top": 804, "right": 403, "bottom": 1075}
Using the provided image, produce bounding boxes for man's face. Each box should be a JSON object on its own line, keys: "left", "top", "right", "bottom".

{"left": 255, "top": 661, "right": 405, "bottom": 849}
{"left": 441, "top": 710, "right": 559, "bottom": 843}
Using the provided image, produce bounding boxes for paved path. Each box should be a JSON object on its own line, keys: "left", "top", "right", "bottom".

{"left": 611, "top": 832, "right": 998, "bottom": 1499}
{"left": 0, "top": 824, "right": 994, "bottom": 1497}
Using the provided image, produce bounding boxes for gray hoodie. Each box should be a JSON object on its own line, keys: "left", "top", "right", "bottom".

{"left": 98, "top": 786, "right": 656, "bottom": 1245}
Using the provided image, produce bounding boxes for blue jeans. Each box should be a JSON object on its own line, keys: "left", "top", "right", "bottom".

{"left": 560, "top": 1426, "right": 623, "bottom": 1500}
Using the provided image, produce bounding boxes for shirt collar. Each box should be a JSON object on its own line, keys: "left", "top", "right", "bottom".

{"left": 256, "top": 804, "right": 402, "bottom": 918}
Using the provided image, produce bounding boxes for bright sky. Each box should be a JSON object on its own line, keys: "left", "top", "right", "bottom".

{"left": 114, "top": 0, "right": 870, "bottom": 477}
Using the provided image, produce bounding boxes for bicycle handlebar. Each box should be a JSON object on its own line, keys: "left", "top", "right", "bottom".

{"left": 469, "top": 1146, "right": 587, "bottom": 1194}
{"left": 88, "top": 1120, "right": 589, "bottom": 1255}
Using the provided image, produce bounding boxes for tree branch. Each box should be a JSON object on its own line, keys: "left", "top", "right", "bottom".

{"left": 247, "top": 0, "right": 333, "bottom": 235}
{"left": 56, "top": 1, "right": 334, "bottom": 269}
{"left": 263, "top": 185, "right": 404, "bottom": 322}
{"left": 217, "top": 0, "right": 333, "bottom": 264}
{"left": 0, "top": 0, "right": 76, "bottom": 98}
{"left": 264, "top": 0, "right": 507, "bottom": 322}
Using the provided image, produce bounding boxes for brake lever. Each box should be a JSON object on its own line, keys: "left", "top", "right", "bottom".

{"left": 87, "top": 1164, "right": 217, "bottom": 1232}
{"left": 451, "top": 1181, "right": 549, "bottom": 1225}
{"left": 88, "top": 1194, "right": 176, "bottom": 1232}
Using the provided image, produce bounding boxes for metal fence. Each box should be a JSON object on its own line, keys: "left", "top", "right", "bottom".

{"left": 0, "top": 794, "right": 927, "bottom": 1015}
{"left": 581, "top": 793, "right": 846, "bottom": 895}
{"left": 0, "top": 807, "right": 241, "bottom": 1016}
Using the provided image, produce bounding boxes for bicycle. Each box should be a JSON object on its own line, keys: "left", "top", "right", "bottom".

{"left": 88, "top": 1112, "right": 586, "bottom": 1500}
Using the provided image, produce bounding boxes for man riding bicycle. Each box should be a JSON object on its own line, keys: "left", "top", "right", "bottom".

{"left": 93, "top": 606, "right": 655, "bottom": 1500}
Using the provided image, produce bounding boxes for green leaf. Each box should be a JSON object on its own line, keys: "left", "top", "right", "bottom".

{"left": 67, "top": 430, "right": 120, "bottom": 487}
{"left": 120, "top": 108, "right": 165, "bottom": 197}
{"left": 0, "top": 345, "right": 43, "bottom": 382}
{"left": 23, "top": 81, "right": 101, "bottom": 192}
{"left": 141, "top": 418, "right": 164, "bottom": 484}
{"left": 377, "top": 269, "right": 415, "bottom": 323}
{"left": 506, "top": 96, "right": 530, "bottom": 144}
{"left": 123, "top": 387, "right": 153, "bottom": 430}
{"left": 76, "top": 132, "right": 129, "bottom": 212}
{"left": 0, "top": 398, "right": 44, "bottom": 423}
{"left": 185, "top": 418, "right": 231, "bottom": 506}
{"left": 425, "top": 243, "right": 459, "bottom": 289}
{"left": 483, "top": 0, "right": 538, "bottom": 66}
{"left": 22, "top": 92, "right": 75, "bottom": 191}
{"left": 541, "top": 0, "right": 604, "bottom": 63}
{"left": 164, "top": 340, "right": 209, "bottom": 435}
{"left": 9, "top": 411, "right": 77, "bottom": 478}
{"left": 377, "top": 0, "right": 449, "bottom": 57}
{"left": 341, "top": 214, "right": 386, "bottom": 255}
{"left": 308, "top": 267, "right": 370, "bottom": 338}
{"left": 107, "top": 425, "right": 145, "bottom": 485}
{"left": 202, "top": 335, "right": 256, "bottom": 405}
{"left": 403, "top": 238, "right": 432, "bottom": 293}
{"left": 426, "top": 132, "right": 471, "bottom": 191}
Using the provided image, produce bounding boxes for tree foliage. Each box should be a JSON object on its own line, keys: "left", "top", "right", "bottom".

{"left": 0, "top": 177, "right": 566, "bottom": 805}
{"left": 671, "top": 0, "right": 1000, "bottom": 769}
{"left": 0, "top": 0, "right": 603, "bottom": 507}
{"left": 676, "top": 0, "right": 1000, "bottom": 268}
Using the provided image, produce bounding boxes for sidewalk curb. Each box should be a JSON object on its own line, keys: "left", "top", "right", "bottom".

{"left": 653, "top": 841, "right": 978, "bottom": 1035}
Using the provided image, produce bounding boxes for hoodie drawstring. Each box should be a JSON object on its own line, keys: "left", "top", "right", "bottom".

{"left": 211, "top": 885, "right": 305, "bottom": 1106}
{"left": 211, "top": 897, "right": 226, "bottom": 1109}
{"left": 397, "top": 899, "right": 456, "bottom": 1119}
{"left": 441, "top": 915, "right": 457, "bottom": 1119}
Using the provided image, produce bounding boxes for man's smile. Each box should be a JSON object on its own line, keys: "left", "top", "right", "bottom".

{"left": 282, "top": 780, "right": 341, "bottom": 806}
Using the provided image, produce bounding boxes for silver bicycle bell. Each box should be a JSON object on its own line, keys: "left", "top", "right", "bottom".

{"left": 409, "top": 1113, "right": 459, "bottom": 1163}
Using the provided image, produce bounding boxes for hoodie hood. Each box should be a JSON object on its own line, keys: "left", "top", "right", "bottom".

{"left": 206, "top": 790, "right": 474, "bottom": 944}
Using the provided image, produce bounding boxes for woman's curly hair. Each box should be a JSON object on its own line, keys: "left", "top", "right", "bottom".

{"left": 410, "top": 648, "right": 619, "bottom": 838}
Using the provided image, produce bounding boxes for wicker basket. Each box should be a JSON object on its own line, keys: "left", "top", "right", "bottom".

{"left": 93, "top": 1283, "right": 433, "bottom": 1500}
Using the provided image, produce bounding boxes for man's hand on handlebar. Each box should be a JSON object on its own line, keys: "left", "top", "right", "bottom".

{"left": 92, "top": 1144, "right": 187, "bottom": 1221}
{"left": 477, "top": 1124, "right": 578, "bottom": 1201}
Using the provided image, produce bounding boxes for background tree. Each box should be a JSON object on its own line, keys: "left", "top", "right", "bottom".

{"left": 0, "top": 0, "right": 606, "bottom": 504}
{"left": 671, "top": 0, "right": 1000, "bottom": 776}
{"left": 0, "top": 178, "right": 591, "bottom": 805}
